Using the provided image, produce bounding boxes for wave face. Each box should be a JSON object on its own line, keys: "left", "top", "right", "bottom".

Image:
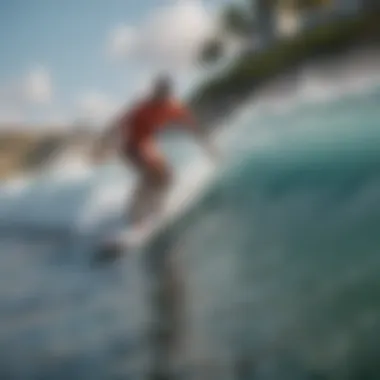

{"left": 152, "top": 84, "right": 380, "bottom": 379}
{"left": 0, "top": 49, "right": 380, "bottom": 379}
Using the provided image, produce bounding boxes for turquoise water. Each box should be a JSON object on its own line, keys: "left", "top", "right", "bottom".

{"left": 0, "top": 80, "right": 380, "bottom": 379}
{"left": 151, "top": 84, "right": 380, "bottom": 379}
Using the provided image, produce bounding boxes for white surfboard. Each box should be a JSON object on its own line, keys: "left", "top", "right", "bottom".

{"left": 96, "top": 158, "right": 217, "bottom": 259}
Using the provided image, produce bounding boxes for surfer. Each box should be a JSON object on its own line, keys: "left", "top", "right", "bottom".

{"left": 92, "top": 74, "right": 218, "bottom": 227}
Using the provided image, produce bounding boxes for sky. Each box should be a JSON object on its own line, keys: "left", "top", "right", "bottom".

{"left": 0, "top": 0, "right": 232, "bottom": 131}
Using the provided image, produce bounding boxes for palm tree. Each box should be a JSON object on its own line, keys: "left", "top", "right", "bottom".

{"left": 362, "top": 0, "right": 380, "bottom": 10}
{"left": 199, "top": 38, "right": 225, "bottom": 64}
{"left": 295, "top": 0, "right": 332, "bottom": 10}
{"left": 221, "top": 2, "right": 256, "bottom": 36}
{"left": 255, "top": 0, "right": 277, "bottom": 41}
{"left": 199, "top": 3, "right": 253, "bottom": 64}
{"left": 199, "top": 0, "right": 331, "bottom": 64}
{"left": 198, "top": 1, "right": 262, "bottom": 64}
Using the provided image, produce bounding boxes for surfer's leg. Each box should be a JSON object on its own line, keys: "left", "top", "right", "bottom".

{"left": 128, "top": 176, "right": 154, "bottom": 225}
{"left": 141, "top": 141, "right": 172, "bottom": 218}
{"left": 128, "top": 175, "right": 170, "bottom": 226}
{"left": 124, "top": 141, "right": 172, "bottom": 224}
{"left": 122, "top": 144, "right": 150, "bottom": 224}
{"left": 142, "top": 140, "right": 172, "bottom": 186}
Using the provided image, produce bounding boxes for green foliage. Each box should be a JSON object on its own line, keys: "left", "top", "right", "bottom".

{"left": 294, "top": 0, "right": 332, "bottom": 11}
{"left": 199, "top": 38, "right": 224, "bottom": 64}
{"left": 190, "top": 11, "right": 380, "bottom": 106}
{"left": 221, "top": 3, "right": 256, "bottom": 36}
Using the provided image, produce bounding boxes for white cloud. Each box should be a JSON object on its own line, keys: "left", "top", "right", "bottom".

{"left": 76, "top": 91, "right": 119, "bottom": 126}
{"left": 0, "top": 65, "right": 53, "bottom": 124}
{"left": 107, "top": 0, "right": 217, "bottom": 70}
{"left": 23, "top": 66, "right": 52, "bottom": 104}
{"left": 108, "top": 25, "right": 136, "bottom": 59}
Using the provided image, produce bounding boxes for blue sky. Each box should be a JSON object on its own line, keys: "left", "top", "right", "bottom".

{"left": 0, "top": 0, "right": 230, "bottom": 130}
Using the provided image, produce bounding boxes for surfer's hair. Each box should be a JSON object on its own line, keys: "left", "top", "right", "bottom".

{"left": 153, "top": 73, "right": 173, "bottom": 95}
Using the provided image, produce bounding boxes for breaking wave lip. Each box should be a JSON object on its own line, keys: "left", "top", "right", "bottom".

{"left": 251, "top": 48, "right": 380, "bottom": 116}
{"left": 254, "top": 71, "right": 380, "bottom": 118}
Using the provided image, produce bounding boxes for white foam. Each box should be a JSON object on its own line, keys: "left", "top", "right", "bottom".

{"left": 78, "top": 150, "right": 216, "bottom": 236}
{"left": 44, "top": 154, "right": 93, "bottom": 183}
{"left": 0, "top": 176, "right": 35, "bottom": 220}
{"left": 106, "top": 156, "right": 217, "bottom": 249}
{"left": 77, "top": 179, "right": 133, "bottom": 231}
{"left": 0, "top": 176, "right": 31, "bottom": 197}
{"left": 167, "top": 158, "right": 215, "bottom": 215}
{"left": 247, "top": 48, "right": 380, "bottom": 117}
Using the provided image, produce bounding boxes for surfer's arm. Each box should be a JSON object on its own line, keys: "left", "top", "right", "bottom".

{"left": 176, "top": 106, "right": 219, "bottom": 161}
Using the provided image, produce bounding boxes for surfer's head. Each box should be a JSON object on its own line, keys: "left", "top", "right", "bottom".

{"left": 151, "top": 74, "right": 173, "bottom": 101}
